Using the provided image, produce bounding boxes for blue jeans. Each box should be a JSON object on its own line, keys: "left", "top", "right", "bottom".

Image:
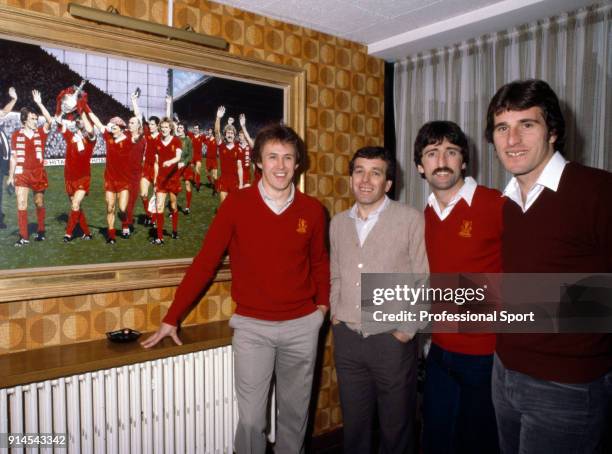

{"left": 492, "top": 354, "right": 611, "bottom": 454}
{"left": 422, "top": 343, "right": 499, "bottom": 454}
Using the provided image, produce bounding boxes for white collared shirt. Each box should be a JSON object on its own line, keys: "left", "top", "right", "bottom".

{"left": 258, "top": 179, "right": 295, "bottom": 214}
{"left": 348, "top": 195, "right": 390, "bottom": 247}
{"left": 427, "top": 176, "right": 478, "bottom": 221}
{"left": 503, "top": 151, "right": 568, "bottom": 212}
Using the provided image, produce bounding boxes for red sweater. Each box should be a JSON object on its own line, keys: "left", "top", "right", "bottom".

{"left": 498, "top": 162, "right": 612, "bottom": 383}
{"left": 163, "top": 185, "right": 330, "bottom": 325}
{"left": 425, "top": 185, "right": 504, "bottom": 355}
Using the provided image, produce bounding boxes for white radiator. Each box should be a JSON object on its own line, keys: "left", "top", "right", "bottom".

{"left": 0, "top": 345, "right": 275, "bottom": 454}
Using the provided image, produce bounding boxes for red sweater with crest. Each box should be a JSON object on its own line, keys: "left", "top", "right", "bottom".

{"left": 424, "top": 185, "right": 504, "bottom": 355}
{"left": 163, "top": 185, "right": 330, "bottom": 325}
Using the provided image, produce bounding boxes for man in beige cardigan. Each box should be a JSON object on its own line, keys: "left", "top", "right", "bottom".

{"left": 330, "top": 146, "right": 429, "bottom": 453}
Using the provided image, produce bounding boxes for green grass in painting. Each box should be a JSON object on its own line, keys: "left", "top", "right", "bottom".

{"left": 0, "top": 164, "right": 219, "bottom": 270}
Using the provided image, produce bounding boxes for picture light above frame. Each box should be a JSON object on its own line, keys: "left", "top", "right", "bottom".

{"left": 67, "top": 3, "right": 229, "bottom": 51}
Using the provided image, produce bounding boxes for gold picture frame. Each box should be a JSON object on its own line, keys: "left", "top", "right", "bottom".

{"left": 0, "top": 5, "right": 306, "bottom": 303}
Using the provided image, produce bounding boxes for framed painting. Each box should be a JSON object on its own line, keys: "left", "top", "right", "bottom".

{"left": 0, "top": 5, "right": 305, "bottom": 302}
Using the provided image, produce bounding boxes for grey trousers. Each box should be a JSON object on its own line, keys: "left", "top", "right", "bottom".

{"left": 230, "top": 310, "right": 324, "bottom": 454}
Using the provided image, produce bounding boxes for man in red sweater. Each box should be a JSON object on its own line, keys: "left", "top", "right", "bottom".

{"left": 414, "top": 121, "right": 503, "bottom": 453}
{"left": 142, "top": 124, "right": 330, "bottom": 454}
{"left": 487, "top": 79, "right": 611, "bottom": 453}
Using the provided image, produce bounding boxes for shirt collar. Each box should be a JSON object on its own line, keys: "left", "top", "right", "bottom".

{"left": 258, "top": 179, "right": 295, "bottom": 214}
{"left": 348, "top": 195, "right": 390, "bottom": 220}
{"left": 502, "top": 151, "right": 567, "bottom": 200}
{"left": 427, "top": 176, "right": 477, "bottom": 210}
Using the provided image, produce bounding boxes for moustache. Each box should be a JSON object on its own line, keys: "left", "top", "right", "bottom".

{"left": 433, "top": 167, "right": 454, "bottom": 175}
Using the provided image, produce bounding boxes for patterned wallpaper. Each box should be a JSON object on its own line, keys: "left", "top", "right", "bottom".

{"left": 0, "top": 0, "right": 385, "bottom": 435}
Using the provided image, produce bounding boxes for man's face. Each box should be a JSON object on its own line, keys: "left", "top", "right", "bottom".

{"left": 238, "top": 131, "right": 246, "bottom": 143}
{"left": 225, "top": 128, "right": 235, "bottom": 143}
{"left": 110, "top": 124, "right": 122, "bottom": 138}
{"left": 128, "top": 117, "right": 140, "bottom": 133}
{"left": 160, "top": 122, "right": 172, "bottom": 137}
{"left": 492, "top": 106, "right": 556, "bottom": 182}
{"left": 193, "top": 125, "right": 200, "bottom": 135}
{"left": 350, "top": 157, "right": 392, "bottom": 208}
{"left": 206, "top": 128, "right": 213, "bottom": 137}
{"left": 177, "top": 124, "right": 185, "bottom": 136}
{"left": 257, "top": 140, "right": 297, "bottom": 193}
{"left": 148, "top": 120, "right": 159, "bottom": 133}
{"left": 417, "top": 138, "right": 466, "bottom": 192}
{"left": 24, "top": 113, "right": 37, "bottom": 131}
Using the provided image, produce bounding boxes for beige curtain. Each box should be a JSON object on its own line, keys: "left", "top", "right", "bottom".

{"left": 394, "top": 3, "right": 611, "bottom": 208}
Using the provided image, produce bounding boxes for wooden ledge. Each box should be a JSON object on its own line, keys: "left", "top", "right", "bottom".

{"left": 0, "top": 321, "right": 232, "bottom": 388}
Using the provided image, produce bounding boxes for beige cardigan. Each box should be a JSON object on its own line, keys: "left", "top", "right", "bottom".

{"left": 330, "top": 199, "right": 429, "bottom": 335}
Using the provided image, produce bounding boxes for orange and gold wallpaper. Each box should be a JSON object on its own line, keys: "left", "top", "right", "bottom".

{"left": 0, "top": 0, "right": 385, "bottom": 434}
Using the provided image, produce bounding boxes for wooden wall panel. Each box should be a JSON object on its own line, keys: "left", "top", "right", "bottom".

{"left": 0, "top": 0, "right": 385, "bottom": 434}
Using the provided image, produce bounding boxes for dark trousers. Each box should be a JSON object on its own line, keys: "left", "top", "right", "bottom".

{"left": 422, "top": 343, "right": 498, "bottom": 454}
{"left": 492, "top": 354, "right": 611, "bottom": 454}
{"left": 332, "top": 322, "right": 417, "bottom": 454}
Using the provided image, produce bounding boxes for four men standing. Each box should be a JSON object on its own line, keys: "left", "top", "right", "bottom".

{"left": 4, "top": 77, "right": 606, "bottom": 452}
{"left": 143, "top": 78, "right": 609, "bottom": 453}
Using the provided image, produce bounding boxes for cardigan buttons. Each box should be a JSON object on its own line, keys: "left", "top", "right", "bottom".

{"left": 356, "top": 282, "right": 360, "bottom": 286}
{"left": 357, "top": 263, "right": 363, "bottom": 269}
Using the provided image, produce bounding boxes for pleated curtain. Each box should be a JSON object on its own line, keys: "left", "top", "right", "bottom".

{"left": 394, "top": 3, "right": 611, "bottom": 208}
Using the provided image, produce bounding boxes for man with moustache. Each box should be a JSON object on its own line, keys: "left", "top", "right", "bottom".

{"left": 142, "top": 124, "right": 329, "bottom": 454}
{"left": 487, "top": 79, "right": 612, "bottom": 453}
{"left": 414, "top": 121, "right": 503, "bottom": 453}
{"left": 330, "top": 146, "right": 428, "bottom": 453}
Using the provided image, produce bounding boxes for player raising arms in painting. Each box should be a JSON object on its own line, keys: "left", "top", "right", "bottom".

{"left": 61, "top": 104, "right": 96, "bottom": 242}
{"left": 151, "top": 117, "right": 182, "bottom": 245}
{"left": 8, "top": 89, "right": 54, "bottom": 246}
{"left": 237, "top": 113, "right": 254, "bottom": 187}
{"left": 124, "top": 113, "right": 146, "bottom": 237}
{"left": 131, "top": 92, "right": 171, "bottom": 226}
{"left": 88, "top": 108, "right": 131, "bottom": 244}
{"left": 214, "top": 106, "right": 242, "bottom": 202}
{"left": 186, "top": 121, "right": 205, "bottom": 192}
{"left": 203, "top": 126, "right": 218, "bottom": 195}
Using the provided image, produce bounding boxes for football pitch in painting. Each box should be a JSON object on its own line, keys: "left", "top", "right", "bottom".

{"left": 0, "top": 35, "right": 284, "bottom": 271}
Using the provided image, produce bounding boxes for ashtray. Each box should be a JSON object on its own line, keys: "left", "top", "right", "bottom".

{"left": 106, "top": 328, "right": 141, "bottom": 343}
